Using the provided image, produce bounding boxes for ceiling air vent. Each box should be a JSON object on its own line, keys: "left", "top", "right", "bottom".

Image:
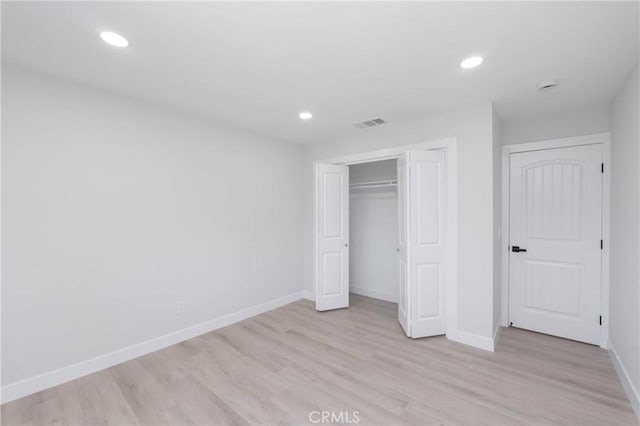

{"left": 538, "top": 80, "right": 558, "bottom": 91}
{"left": 353, "top": 118, "right": 386, "bottom": 129}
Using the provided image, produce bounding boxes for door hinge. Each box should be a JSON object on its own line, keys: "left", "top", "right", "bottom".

{"left": 601, "top": 163, "right": 604, "bottom": 173}
{"left": 601, "top": 239, "right": 603, "bottom": 250}
{"left": 599, "top": 315, "right": 602, "bottom": 326}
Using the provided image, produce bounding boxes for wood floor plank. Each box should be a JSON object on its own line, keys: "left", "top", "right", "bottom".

{"left": 2, "top": 295, "right": 637, "bottom": 425}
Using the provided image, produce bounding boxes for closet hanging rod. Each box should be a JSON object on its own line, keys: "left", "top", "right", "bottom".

{"left": 349, "top": 179, "right": 398, "bottom": 189}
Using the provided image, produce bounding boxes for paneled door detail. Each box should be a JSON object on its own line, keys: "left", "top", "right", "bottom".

{"left": 509, "top": 144, "right": 602, "bottom": 344}
{"left": 408, "top": 150, "right": 446, "bottom": 338}
{"left": 315, "top": 163, "right": 349, "bottom": 311}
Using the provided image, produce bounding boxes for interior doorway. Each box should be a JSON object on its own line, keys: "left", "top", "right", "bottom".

{"left": 312, "top": 139, "right": 458, "bottom": 340}
{"left": 502, "top": 133, "right": 610, "bottom": 347}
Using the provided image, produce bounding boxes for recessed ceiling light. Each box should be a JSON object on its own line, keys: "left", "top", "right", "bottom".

{"left": 460, "top": 56, "right": 483, "bottom": 69}
{"left": 99, "top": 31, "right": 129, "bottom": 48}
{"left": 299, "top": 111, "right": 313, "bottom": 120}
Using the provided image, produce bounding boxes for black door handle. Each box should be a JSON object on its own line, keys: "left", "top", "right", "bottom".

{"left": 511, "top": 246, "right": 527, "bottom": 253}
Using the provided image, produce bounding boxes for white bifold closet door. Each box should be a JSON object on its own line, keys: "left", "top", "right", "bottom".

{"left": 398, "top": 150, "right": 446, "bottom": 338}
{"left": 315, "top": 163, "right": 349, "bottom": 311}
{"left": 397, "top": 155, "right": 410, "bottom": 334}
{"left": 315, "top": 152, "right": 446, "bottom": 338}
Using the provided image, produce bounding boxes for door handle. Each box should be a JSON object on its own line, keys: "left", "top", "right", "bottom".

{"left": 511, "top": 246, "right": 527, "bottom": 253}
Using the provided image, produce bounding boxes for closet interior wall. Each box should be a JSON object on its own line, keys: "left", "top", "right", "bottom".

{"left": 349, "top": 159, "right": 399, "bottom": 303}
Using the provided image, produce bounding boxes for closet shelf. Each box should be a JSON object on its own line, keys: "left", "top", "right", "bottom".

{"left": 349, "top": 179, "right": 398, "bottom": 190}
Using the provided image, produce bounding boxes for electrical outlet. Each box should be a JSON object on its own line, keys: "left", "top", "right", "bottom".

{"left": 176, "top": 300, "right": 186, "bottom": 314}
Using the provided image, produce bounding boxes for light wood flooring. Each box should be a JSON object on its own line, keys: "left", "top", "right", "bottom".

{"left": 2, "top": 295, "right": 637, "bottom": 425}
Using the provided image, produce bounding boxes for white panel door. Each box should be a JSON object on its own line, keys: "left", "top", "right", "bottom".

{"left": 408, "top": 150, "right": 446, "bottom": 338}
{"left": 509, "top": 144, "right": 602, "bottom": 344}
{"left": 315, "top": 163, "right": 349, "bottom": 311}
{"left": 397, "top": 154, "right": 410, "bottom": 335}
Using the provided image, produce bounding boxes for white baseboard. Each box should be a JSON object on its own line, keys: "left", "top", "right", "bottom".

{"left": 302, "top": 290, "right": 315, "bottom": 301}
{"left": 1, "top": 291, "right": 304, "bottom": 404}
{"left": 447, "top": 329, "right": 495, "bottom": 352}
{"left": 608, "top": 341, "right": 640, "bottom": 420}
{"left": 350, "top": 286, "right": 398, "bottom": 303}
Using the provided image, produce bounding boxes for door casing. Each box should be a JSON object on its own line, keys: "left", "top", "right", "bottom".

{"left": 501, "top": 133, "right": 611, "bottom": 348}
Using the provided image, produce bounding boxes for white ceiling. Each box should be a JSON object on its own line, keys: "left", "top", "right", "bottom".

{"left": 2, "top": 1, "right": 638, "bottom": 144}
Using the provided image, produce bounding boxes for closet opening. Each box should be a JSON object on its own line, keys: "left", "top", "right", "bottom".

{"left": 348, "top": 159, "right": 399, "bottom": 305}
{"left": 313, "top": 138, "right": 458, "bottom": 341}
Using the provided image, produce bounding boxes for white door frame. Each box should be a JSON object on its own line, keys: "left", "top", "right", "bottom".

{"left": 313, "top": 137, "right": 458, "bottom": 338}
{"left": 501, "top": 132, "right": 611, "bottom": 348}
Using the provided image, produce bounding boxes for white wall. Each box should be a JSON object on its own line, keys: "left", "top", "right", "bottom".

{"left": 303, "top": 104, "right": 496, "bottom": 341}
{"left": 350, "top": 159, "right": 396, "bottom": 184}
{"left": 349, "top": 160, "right": 398, "bottom": 303}
{"left": 1, "top": 67, "right": 304, "bottom": 389}
{"left": 492, "top": 107, "right": 502, "bottom": 334}
{"left": 502, "top": 102, "right": 612, "bottom": 146}
{"left": 610, "top": 64, "right": 640, "bottom": 416}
